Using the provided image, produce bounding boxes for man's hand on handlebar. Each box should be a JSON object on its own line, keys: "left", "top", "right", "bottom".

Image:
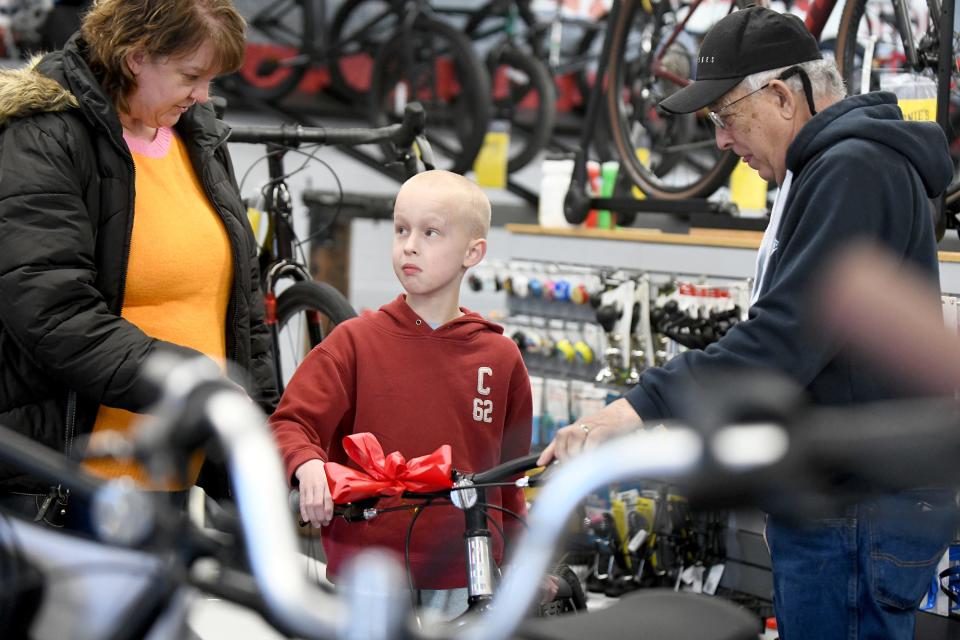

{"left": 294, "top": 459, "right": 334, "bottom": 527}
{"left": 536, "top": 398, "right": 644, "bottom": 466}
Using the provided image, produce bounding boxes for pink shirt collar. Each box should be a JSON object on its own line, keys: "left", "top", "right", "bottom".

{"left": 123, "top": 126, "right": 174, "bottom": 158}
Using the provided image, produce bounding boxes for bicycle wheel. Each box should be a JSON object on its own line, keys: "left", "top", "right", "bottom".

{"left": 368, "top": 16, "right": 492, "bottom": 174}
{"left": 227, "top": 0, "right": 314, "bottom": 101}
{"left": 327, "top": 0, "right": 398, "bottom": 103}
{"left": 488, "top": 45, "right": 557, "bottom": 173}
{"left": 274, "top": 280, "right": 356, "bottom": 388}
{"left": 604, "top": 0, "right": 743, "bottom": 200}
{"left": 836, "top": 0, "right": 960, "bottom": 207}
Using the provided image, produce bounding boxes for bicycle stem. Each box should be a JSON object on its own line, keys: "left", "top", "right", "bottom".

{"left": 461, "top": 483, "right": 497, "bottom": 605}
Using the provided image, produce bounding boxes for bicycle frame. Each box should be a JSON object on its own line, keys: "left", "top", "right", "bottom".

{"left": 259, "top": 143, "right": 317, "bottom": 392}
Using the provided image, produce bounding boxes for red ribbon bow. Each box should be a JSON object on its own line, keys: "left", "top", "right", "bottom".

{"left": 323, "top": 432, "right": 454, "bottom": 503}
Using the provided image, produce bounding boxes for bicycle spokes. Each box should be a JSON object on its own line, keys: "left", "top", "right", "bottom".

{"left": 603, "top": 0, "right": 740, "bottom": 199}
{"left": 230, "top": 0, "right": 314, "bottom": 101}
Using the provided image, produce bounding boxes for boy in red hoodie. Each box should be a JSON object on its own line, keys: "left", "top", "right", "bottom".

{"left": 269, "top": 170, "right": 533, "bottom": 619}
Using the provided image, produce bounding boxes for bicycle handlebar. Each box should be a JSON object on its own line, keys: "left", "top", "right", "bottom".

{"left": 472, "top": 452, "right": 542, "bottom": 485}
{"left": 0, "top": 426, "right": 103, "bottom": 502}
{"left": 226, "top": 102, "right": 427, "bottom": 148}
{"left": 10, "top": 356, "right": 960, "bottom": 640}
{"left": 288, "top": 451, "right": 542, "bottom": 523}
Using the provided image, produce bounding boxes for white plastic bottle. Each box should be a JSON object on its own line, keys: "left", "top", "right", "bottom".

{"left": 538, "top": 156, "right": 577, "bottom": 228}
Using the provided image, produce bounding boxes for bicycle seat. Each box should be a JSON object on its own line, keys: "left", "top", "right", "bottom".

{"left": 513, "top": 588, "right": 758, "bottom": 640}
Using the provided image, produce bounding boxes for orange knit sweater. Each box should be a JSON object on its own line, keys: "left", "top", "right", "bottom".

{"left": 83, "top": 127, "right": 233, "bottom": 489}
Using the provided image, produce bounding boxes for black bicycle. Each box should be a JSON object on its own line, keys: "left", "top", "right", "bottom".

{"left": 226, "top": 101, "right": 435, "bottom": 392}
{"left": 228, "top": 0, "right": 491, "bottom": 175}
{"left": 334, "top": 0, "right": 558, "bottom": 173}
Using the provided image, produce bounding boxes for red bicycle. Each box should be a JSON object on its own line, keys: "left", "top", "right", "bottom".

{"left": 565, "top": 0, "right": 957, "bottom": 216}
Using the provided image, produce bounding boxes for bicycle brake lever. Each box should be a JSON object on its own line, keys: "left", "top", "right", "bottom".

{"left": 413, "top": 135, "right": 435, "bottom": 172}
{"left": 334, "top": 497, "right": 381, "bottom": 523}
{"left": 526, "top": 461, "right": 561, "bottom": 487}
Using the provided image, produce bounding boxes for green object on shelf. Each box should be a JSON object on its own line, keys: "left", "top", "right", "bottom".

{"left": 599, "top": 161, "right": 619, "bottom": 229}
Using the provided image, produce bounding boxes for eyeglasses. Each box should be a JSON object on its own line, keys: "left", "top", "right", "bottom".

{"left": 706, "top": 65, "right": 818, "bottom": 130}
{"left": 707, "top": 83, "right": 770, "bottom": 129}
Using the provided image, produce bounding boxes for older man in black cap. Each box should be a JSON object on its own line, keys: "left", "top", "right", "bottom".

{"left": 541, "top": 6, "right": 957, "bottom": 638}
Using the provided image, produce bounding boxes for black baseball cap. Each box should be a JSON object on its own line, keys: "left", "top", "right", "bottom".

{"left": 659, "top": 6, "right": 822, "bottom": 115}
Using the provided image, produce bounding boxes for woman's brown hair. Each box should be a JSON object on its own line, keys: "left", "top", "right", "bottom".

{"left": 80, "top": 0, "right": 245, "bottom": 114}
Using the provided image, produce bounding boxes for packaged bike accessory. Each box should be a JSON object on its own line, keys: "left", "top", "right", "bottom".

{"left": 881, "top": 73, "right": 937, "bottom": 123}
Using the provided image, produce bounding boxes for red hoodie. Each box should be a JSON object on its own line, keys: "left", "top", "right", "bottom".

{"left": 270, "top": 295, "right": 533, "bottom": 589}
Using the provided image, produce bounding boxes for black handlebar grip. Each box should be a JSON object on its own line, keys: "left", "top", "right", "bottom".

{"left": 394, "top": 102, "right": 427, "bottom": 150}
{"left": 473, "top": 452, "right": 543, "bottom": 484}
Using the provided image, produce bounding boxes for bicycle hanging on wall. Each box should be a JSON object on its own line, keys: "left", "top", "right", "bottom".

{"left": 833, "top": 0, "right": 959, "bottom": 213}
{"left": 226, "top": 0, "right": 491, "bottom": 175}
{"left": 563, "top": 0, "right": 958, "bottom": 225}
{"left": 225, "top": 101, "right": 435, "bottom": 392}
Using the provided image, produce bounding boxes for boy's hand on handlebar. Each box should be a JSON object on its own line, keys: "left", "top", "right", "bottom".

{"left": 536, "top": 399, "right": 644, "bottom": 466}
{"left": 294, "top": 459, "right": 334, "bottom": 527}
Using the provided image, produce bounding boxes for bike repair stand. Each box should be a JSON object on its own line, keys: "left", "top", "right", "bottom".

{"left": 561, "top": 0, "right": 740, "bottom": 227}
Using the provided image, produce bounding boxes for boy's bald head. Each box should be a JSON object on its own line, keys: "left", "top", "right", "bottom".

{"left": 397, "top": 170, "right": 491, "bottom": 239}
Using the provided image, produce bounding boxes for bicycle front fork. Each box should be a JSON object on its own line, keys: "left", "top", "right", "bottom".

{"left": 454, "top": 480, "right": 498, "bottom": 613}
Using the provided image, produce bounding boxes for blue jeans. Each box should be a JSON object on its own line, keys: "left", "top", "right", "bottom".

{"left": 767, "top": 489, "right": 958, "bottom": 640}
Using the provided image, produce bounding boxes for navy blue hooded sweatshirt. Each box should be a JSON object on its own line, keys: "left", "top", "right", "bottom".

{"left": 625, "top": 92, "right": 952, "bottom": 419}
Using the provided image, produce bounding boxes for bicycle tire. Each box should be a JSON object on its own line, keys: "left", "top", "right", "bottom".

{"left": 604, "top": 0, "right": 742, "bottom": 200}
{"left": 274, "top": 280, "right": 356, "bottom": 387}
{"left": 835, "top": 0, "right": 960, "bottom": 207}
{"left": 327, "top": 0, "right": 398, "bottom": 103}
{"left": 368, "top": 16, "right": 492, "bottom": 174}
{"left": 488, "top": 45, "right": 557, "bottom": 173}
{"left": 227, "top": 0, "right": 315, "bottom": 102}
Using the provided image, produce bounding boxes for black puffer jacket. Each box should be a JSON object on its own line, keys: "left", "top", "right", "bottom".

{"left": 0, "top": 37, "right": 279, "bottom": 493}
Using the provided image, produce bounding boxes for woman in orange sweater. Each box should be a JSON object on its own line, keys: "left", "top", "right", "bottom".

{"left": 0, "top": 0, "right": 278, "bottom": 528}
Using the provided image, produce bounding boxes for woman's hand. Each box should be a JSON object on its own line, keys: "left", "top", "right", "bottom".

{"left": 294, "top": 459, "right": 334, "bottom": 527}
{"left": 537, "top": 398, "right": 644, "bottom": 466}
